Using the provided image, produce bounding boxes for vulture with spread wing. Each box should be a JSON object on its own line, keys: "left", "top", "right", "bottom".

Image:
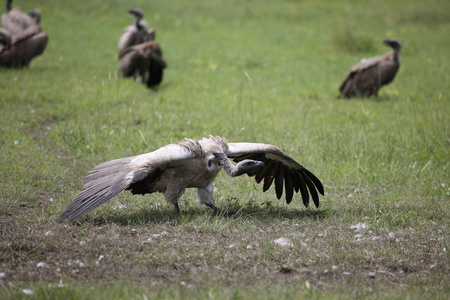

{"left": 58, "top": 136, "right": 324, "bottom": 222}
{"left": 339, "top": 39, "right": 402, "bottom": 98}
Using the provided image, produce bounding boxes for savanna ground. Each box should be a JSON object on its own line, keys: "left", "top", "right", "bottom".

{"left": 0, "top": 0, "right": 449, "bottom": 299}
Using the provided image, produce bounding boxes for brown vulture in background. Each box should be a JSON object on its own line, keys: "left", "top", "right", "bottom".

{"left": 118, "top": 8, "right": 152, "bottom": 58}
{"left": 0, "top": 0, "right": 47, "bottom": 68}
{"left": 339, "top": 39, "right": 402, "bottom": 98}
{"left": 1, "top": 0, "right": 41, "bottom": 35}
{"left": 119, "top": 40, "right": 166, "bottom": 83}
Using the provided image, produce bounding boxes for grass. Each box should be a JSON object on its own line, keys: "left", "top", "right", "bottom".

{"left": 1, "top": 0, "right": 449, "bottom": 299}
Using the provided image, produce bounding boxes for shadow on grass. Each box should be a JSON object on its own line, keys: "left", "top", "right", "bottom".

{"left": 336, "top": 93, "right": 398, "bottom": 102}
{"left": 86, "top": 205, "right": 334, "bottom": 227}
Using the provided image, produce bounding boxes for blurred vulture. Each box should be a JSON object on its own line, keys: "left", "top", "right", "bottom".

{"left": 119, "top": 40, "right": 166, "bottom": 83}
{"left": 1, "top": 0, "right": 41, "bottom": 35}
{"left": 57, "top": 136, "right": 324, "bottom": 222}
{"left": 0, "top": 24, "right": 48, "bottom": 67}
{"left": 339, "top": 39, "right": 402, "bottom": 98}
{"left": 118, "top": 8, "right": 152, "bottom": 58}
{"left": 0, "top": 0, "right": 47, "bottom": 67}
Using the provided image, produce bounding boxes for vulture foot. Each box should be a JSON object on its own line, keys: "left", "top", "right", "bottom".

{"left": 205, "top": 202, "right": 238, "bottom": 217}
{"left": 173, "top": 202, "right": 180, "bottom": 214}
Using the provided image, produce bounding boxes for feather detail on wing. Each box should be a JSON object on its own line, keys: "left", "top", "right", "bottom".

{"left": 227, "top": 143, "right": 324, "bottom": 207}
{"left": 57, "top": 143, "right": 201, "bottom": 222}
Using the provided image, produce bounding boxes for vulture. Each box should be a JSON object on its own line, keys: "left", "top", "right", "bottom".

{"left": 57, "top": 136, "right": 324, "bottom": 223}
{"left": 1, "top": 0, "right": 41, "bottom": 35}
{"left": 118, "top": 8, "right": 151, "bottom": 58}
{"left": 339, "top": 39, "right": 402, "bottom": 98}
{"left": 0, "top": 25, "right": 48, "bottom": 67}
{"left": 119, "top": 40, "right": 165, "bottom": 82}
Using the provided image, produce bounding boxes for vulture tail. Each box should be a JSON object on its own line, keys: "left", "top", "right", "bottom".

{"left": 57, "top": 157, "right": 135, "bottom": 223}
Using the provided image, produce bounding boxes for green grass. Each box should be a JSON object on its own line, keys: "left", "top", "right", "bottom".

{"left": 1, "top": 0, "right": 449, "bottom": 299}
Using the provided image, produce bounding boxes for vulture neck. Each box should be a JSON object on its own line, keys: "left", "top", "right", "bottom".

{"left": 393, "top": 50, "right": 399, "bottom": 63}
{"left": 6, "top": 0, "right": 12, "bottom": 12}
{"left": 391, "top": 47, "right": 401, "bottom": 63}
{"left": 135, "top": 16, "right": 143, "bottom": 30}
{"left": 214, "top": 154, "right": 241, "bottom": 177}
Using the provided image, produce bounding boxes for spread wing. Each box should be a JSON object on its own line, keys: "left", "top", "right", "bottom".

{"left": 57, "top": 140, "right": 202, "bottom": 222}
{"left": 227, "top": 143, "right": 324, "bottom": 208}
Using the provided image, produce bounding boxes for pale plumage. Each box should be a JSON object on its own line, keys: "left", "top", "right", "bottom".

{"left": 339, "top": 39, "right": 402, "bottom": 98}
{"left": 118, "top": 8, "right": 151, "bottom": 58}
{"left": 1, "top": 0, "right": 41, "bottom": 35}
{"left": 57, "top": 136, "right": 324, "bottom": 222}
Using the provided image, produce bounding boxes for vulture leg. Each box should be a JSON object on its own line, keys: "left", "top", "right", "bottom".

{"left": 173, "top": 202, "right": 180, "bottom": 214}
{"left": 197, "top": 184, "right": 237, "bottom": 216}
{"left": 163, "top": 187, "right": 185, "bottom": 214}
{"left": 204, "top": 202, "right": 238, "bottom": 217}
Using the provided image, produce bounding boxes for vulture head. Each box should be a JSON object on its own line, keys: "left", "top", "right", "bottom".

{"left": 383, "top": 39, "right": 402, "bottom": 52}
{"left": 214, "top": 153, "right": 265, "bottom": 177}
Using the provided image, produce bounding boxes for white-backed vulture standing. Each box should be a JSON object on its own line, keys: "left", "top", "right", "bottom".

{"left": 1, "top": 0, "right": 41, "bottom": 35}
{"left": 118, "top": 8, "right": 151, "bottom": 58}
{"left": 339, "top": 39, "right": 402, "bottom": 98}
{"left": 57, "top": 136, "right": 324, "bottom": 222}
{"left": 0, "top": 24, "right": 48, "bottom": 67}
{"left": 119, "top": 40, "right": 164, "bottom": 82}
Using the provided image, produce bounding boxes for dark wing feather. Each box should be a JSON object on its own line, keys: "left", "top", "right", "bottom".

{"left": 300, "top": 171, "right": 319, "bottom": 208}
{"left": 258, "top": 160, "right": 276, "bottom": 186}
{"left": 302, "top": 168, "right": 324, "bottom": 196}
{"left": 227, "top": 143, "right": 324, "bottom": 208}
{"left": 263, "top": 175, "right": 275, "bottom": 193}
{"left": 58, "top": 143, "right": 201, "bottom": 222}
{"left": 284, "top": 168, "right": 294, "bottom": 204}
{"left": 290, "top": 169, "right": 301, "bottom": 193}
{"left": 274, "top": 164, "right": 284, "bottom": 199}
{"left": 296, "top": 170, "right": 310, "bottom": 207}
